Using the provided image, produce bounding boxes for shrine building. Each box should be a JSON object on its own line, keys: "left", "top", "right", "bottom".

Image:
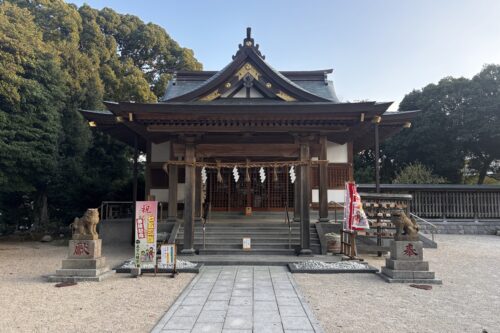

{"left": 81, "top": 28, "right": 417, "bottom": 255}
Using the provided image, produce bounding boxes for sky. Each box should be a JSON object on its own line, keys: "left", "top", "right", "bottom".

{"left": 67, "top": 0, "right": 500, "bottom": 110}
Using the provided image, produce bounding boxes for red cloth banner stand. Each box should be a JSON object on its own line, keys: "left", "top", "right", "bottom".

{"left": 342, "top": 181, "right": 368, "bottom": 259}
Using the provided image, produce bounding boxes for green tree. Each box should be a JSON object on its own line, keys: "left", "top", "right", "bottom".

{"left": 393, "top": 163, "right": 445, "bottom": 184}
{"left": 383, "top": 77, "right": 471, "bottom": 183}
{"left": 0, "top": 2, "right": 66, "bottom": 229}
{"left": 382, "top": 66, "right": 500, "bottom": 184}
{"left": 0, "top": 0, "right": 202, "bottom": 232}
{"left": 459, "top": 65, "right": 500, "bottom": 184}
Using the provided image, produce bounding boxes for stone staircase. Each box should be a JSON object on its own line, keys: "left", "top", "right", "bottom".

{"left": 176, "top": 220, "right": 321, "bottom": 255}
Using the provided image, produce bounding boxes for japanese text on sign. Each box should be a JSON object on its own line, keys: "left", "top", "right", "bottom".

{"left": 135, "top": 201, "right": 158, "bottom": 268}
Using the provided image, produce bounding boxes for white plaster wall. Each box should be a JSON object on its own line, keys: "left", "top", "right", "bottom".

{"left": 230, "top": 87, "right": 264, "bottom": 98}
{"left": 150, "top": 184, "right": 185, "bottom": 203}
{"left": 150, "top": 189, "right": 168, "bottom": 202}
{"left": 311, "top": 189, "right": 345, "bottom": 204}
{"left": 151, "top": 141, "right": 170, "bottom": 162}
{"left": 327, "top": 141, "right": 348, "bottom": 163}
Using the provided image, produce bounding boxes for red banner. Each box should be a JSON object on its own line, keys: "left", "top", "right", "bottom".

{"left": 344, "top": 182, "right": 370, "bottom": 231}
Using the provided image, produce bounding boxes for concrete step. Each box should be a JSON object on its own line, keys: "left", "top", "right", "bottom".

{"left": 176, "top": 221, "right": 322, "bottom": 254}
{"left": 181, "top": 228, "right": 302, "bottom": 232}
{"left": 381, "top": 267, "right": 436, "bottom": 279}
{"left": 180, "top": 237, "right": 302, "bottom": 242}
{"left": 55, "top": 267, "right": 111, "bottom": 277}
{"left": 178, "top": 229, "right": 300, "bottom": 236}
{"left": 197, "top": 249, "right": 297, "bottom": 256}
{"left": 180, "top": 243, "right": 300, "bottom": 249}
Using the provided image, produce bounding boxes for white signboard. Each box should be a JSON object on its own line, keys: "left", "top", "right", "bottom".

{"left": 161, "top": 244, "right": 176, "bottom": 265}
{"left": 243, "top": 237, "right": 251, "bottom": 250}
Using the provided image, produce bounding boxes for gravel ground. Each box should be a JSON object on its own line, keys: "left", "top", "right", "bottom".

{"left": 0, "top": 241, "right": 194, "bottom": 333}
{"left": 294, "top": 235, "right": 500, "bottom": 333}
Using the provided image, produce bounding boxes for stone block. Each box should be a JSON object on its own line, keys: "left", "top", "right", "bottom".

{"left": 385, "top": 259, "right": 429, "bottom": 271}
{"left": 378, "top": 273, "right": 442, "bottom": 284}
{"left": 381, "top": 267, "right": 435, "bottom": 280}
{"left": 55, "top": 267, "right": 110, "bottom": 277}
{"left": 130, "top": 267, "right": 141, "bottom": 277}
{"left": 390, "top": 240, "right": 423, "bottom": 261}
{"left": 62, "top": 257, "right": 107, "bottom": 269}
{"left": 47, "top": 270, "right": 115, "bottom": 283}
{"left": 68, "top": 239, "right": 101, "bottom": 259}
{"left": 73, "top": 234, "right": 98, "bottom": 241}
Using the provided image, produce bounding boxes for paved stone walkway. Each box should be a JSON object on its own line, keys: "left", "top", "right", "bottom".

{"left": 151, "top": 266, "right": 323, "bottom": 333}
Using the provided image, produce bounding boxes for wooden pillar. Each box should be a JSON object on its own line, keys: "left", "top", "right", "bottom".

{"left": 373, "top": 120, "right": 382, "bottom": 256}
{"left": 319, "top": 136, "right": 329, "bottom": 222}
{"left": 167, "top": 164, "right": 178, "bottom": 222}
{"left": 194, "top": 166, "right": 203, "bottom": 223}
{"left": 374, "top": 122, "right": 381, "bottom": 193}
{"left": 145, "top": 141, "right": 152, "bottom": 198}
{"left": 299, "top": 139, "right": 312, "bottom": 256}
{"left": 182, "top": 140, "right": 196, "bottom": 255}
{"left": 293, "top": 168, "right": 301, "bottom": 222}
{"left": 131, "top": 134, "right": 139, "bottom": 246}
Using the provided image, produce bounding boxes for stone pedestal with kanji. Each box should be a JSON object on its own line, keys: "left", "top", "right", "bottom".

{"left": 48, "top": 209, "right": 114, "bottom": 282}
{"left": 48, "top": 239, "right": 115, "bottom": 282}
{"left": 379, "top": 240, "right": 441, "bottom": 284}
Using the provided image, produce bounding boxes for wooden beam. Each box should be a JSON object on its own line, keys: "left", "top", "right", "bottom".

{"left": 299, "top": 139, "right": 312, "bottom": 256}
{"left": 194, "top": 166, "right": 203, "bottom": 222}
{"left": 167, "top": 164, "right": 178, "bottom": 222}
{"left": 147, "top": 124, "right": 349, "bottom": 133}
{"left": 318, "top": 136, "right": 329, "bottom": 222}
{"left": 145, "top": 141, "right": 152, "bottom": 198}
{"left": 182, "top": 140, "right": 196, "bottom": 255}
{"left": 294, "top": 167, "right": 301, "bottom": 222}
{"left": 172, "top": 143, "right": 320, "bottom": 158}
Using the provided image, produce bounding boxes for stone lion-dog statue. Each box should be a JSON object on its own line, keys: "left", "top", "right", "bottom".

{"left": 391, "top": 210, "right": 420, "bottom": 241}
{"left": 71, "top": 208, "right": 100, "bottom": 240}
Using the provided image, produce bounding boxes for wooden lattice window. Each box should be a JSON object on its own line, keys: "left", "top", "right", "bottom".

{"left": 311, "top": 163, "right": 352, "bottom": 189}
{"left": 207, "top": 166, "right": 294, "bottom": 210}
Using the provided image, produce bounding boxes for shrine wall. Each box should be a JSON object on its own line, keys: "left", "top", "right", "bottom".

{"left": 311, "top": 189, "right": 345, "bottom": 204}
{"left": 326, "top": 141, "right": 348, "bottom": 163}
{"left": 151, "top": 141, "right": 170, "bottom": 162}
{"left": 150, "top": 185, "right": 185, "bottom": 203}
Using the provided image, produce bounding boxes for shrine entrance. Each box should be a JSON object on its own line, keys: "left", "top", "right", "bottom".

{"left": 206, "top": 166, "right": 294, "bottom": 212}
{"left": 81, "top": 28, "right": 418, "bottom": 255}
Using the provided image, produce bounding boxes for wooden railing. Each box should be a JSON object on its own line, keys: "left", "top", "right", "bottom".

{"left": 100, "top": 201, "right": 133, "bottom": 220}
{"left": 357, "top": 184, "right": 500, "bottom": 220}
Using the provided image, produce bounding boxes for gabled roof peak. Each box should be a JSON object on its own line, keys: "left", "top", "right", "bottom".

{"left": 233, "top": 27, "right": 265, "bottom": 60}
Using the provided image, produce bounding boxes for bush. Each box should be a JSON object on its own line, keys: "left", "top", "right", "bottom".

{"left": 393, "top": 163, "right": 446, "bottom": 184}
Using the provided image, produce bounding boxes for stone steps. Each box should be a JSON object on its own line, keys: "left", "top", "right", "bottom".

{"left": 176, "top": 221, "right": 321, "bottom": 255}
{"left": 197, "top": 249, "right": 297, "bottom": 256}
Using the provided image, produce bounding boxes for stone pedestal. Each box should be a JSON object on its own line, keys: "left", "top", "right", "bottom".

{"left": 379, "top": 240, "right": 441, "bottom": 284}
{"left": 48, "top": 239, "right": 114, "bottom": 282}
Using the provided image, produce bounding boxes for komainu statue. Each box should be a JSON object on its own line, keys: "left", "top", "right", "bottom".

{"left": 391, "top": 210, "right": 420, "bottom": 241}
{"left": 71, "top": 208, "right": 100, "bottom": 240}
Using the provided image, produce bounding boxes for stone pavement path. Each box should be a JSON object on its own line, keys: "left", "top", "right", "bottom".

{"left": 151, "top": 266, "right": 323, "bottom": 333}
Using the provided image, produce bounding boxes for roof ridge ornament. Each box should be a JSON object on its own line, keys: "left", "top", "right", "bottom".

{"left": 232, "top": 27, "right": 265, "bottom": 60}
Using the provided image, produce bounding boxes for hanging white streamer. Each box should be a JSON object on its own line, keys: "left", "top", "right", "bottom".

{"left": 201, "top": 167, "right": 207, "bottom": 184}
{"left": 289, "top": 166, "right": 296, "bottom": 184}
{"left": 232, "top": 166, "right": 240, "bottom": 183}
{"left": 259, "top": 167, "right": 266, "bottom": 183}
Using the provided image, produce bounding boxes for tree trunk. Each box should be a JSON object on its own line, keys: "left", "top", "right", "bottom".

{"left": 477, "top": 158, "right": 493, "bottom": 185}
{"left": 33, "top": 191, "right": 49, "bottom": 231}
